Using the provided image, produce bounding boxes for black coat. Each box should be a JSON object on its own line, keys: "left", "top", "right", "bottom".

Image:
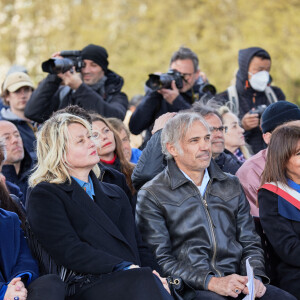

{"left": 129, "top": 90, "right": 194, "bottom": 147}
{"left": 26, "top": 172, "right": 167, "bottom": 299}
{"left": 24, "top": 70, "right": 128, "bottom": 123}
{"left": 258, "top": 188, "right": 300, "bottom": 298}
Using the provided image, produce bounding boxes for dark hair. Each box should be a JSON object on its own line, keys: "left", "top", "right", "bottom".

{"left": 107, "top": 117, "right": 130, "bottom": 139}
{"left": 0, "top": 140, "right": 26, "bottom": 228}
{"left": 253, "top": 50, "right": 271, "bottom": 61}
{"left": 261, "top": 125, "right": 300, "bottom": 186}
{"left": 170, "top": 47, "right": 199, "bottom": 72}
{"left": 53, "top": 105, "right": 92, "bottom": 124}
{"left": 90, "top": 114, "right": 136, "bottom": 194}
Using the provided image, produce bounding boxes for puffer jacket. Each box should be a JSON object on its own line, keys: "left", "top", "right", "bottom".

{"left": 136, "top": 158, "right": 268, "bottom": 290}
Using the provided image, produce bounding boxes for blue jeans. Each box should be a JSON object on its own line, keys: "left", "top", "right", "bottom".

{"left": 193, "top": 284, "right": 297, "bottom": 300}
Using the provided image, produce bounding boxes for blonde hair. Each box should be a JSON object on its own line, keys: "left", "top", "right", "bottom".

{"left": 29, "top": 113, "right": 99, "bottom": 187}
{"left": 219, "top": 105, "right": 252, "bottom": 159}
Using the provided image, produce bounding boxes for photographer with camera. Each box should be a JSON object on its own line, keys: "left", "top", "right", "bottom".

{"left": 129, "top": 47, "right": 215, "bottom": 147}
{"left": 216, "top": 47, "right": 285, "bottom": 154}
{"left": 25, "top": 44, "right": 128, "bottom": 123}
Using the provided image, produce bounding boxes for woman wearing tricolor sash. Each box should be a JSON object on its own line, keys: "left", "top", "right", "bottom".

{"left": 259, "top": 125, "right": 300, "bottom": 300}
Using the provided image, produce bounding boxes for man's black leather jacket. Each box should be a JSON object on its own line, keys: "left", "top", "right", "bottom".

{"left": 136, "top": 159, "right": 268, "bottom": 290}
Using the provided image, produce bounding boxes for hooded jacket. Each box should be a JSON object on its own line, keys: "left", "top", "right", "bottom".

{"left": 217, "top": 47, "right": 285, "bottom": 154}
{"left": 24, "top": 70, "right": 128, "bottom": 123}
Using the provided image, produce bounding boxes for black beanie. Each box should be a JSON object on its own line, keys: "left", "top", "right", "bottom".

{"left": 261, "top": 101, "right": 300, "bottom": 133}
{"left": 81, "top": 44, "right": 109, "bottom": 73}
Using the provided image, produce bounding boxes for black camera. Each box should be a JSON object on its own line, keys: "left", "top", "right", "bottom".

{"left": 145, "top": 69, "right": 184, "bottom": 91}
{"left": 249, "top": 104, "right": 267, "bottom": 117}
{"left": 41, "top": 50, "right": 85, "bottom": 74}
{"left": 195, "top": 76, "right": 216, "bottom": 96}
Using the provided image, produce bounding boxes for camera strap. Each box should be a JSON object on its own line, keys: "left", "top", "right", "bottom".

{"left": 227, "top": 85, "right": 278, "bottom": 116}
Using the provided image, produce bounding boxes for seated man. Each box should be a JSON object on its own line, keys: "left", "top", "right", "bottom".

{"left": 236, "top": 100, "right": 300, "bottom": 216}
{"left": 132, "top": 106, "right": 242, "bottom": 191}
{"left": 0, "top": 120, "right": 33, "bottom": 202}
{"left": 136, "top": 112, "right": 295, "bottom": 299}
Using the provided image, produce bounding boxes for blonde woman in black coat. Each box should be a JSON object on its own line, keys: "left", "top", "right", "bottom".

{"left": 26, "top": 113, "right": 172, "bottom": 300}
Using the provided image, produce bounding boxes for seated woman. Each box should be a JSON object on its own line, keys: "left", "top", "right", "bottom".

{"left": 0, "top": 138, "right": 64, "bottom": 300}
{"left": 219, "top": 106, "right": 251, "bottom": 162}
{"left": 26, "top": 113, "right": 172, "bottom": 300}
{"left": 258, "top": 125, "right": 300, "bottom": 299}
{"left": 107, "top": 117, "right": 142, "bottom": 164}
{"left": 90, "top": 114, "right": 136, "bottom": 196}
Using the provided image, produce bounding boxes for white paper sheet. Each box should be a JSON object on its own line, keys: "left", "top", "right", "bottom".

{"left": 242, "top": 258, "right": 255, "bottom": 300}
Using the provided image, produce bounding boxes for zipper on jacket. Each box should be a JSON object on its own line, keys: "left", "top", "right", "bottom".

{"left": 202, "top": 180, "right": 222, "bottom": 277}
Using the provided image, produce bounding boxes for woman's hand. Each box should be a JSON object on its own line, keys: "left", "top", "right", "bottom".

{"left": 152, "top": 270, "right": 171, "bottom": 295}
{"left": 4, "top": 277, "right": 27, "bottom": 300}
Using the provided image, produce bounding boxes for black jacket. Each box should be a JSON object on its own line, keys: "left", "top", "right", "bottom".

{"left": 136, "top": 159, "right": 268, "bottom": 290}
{"left": 214, "top": 151, "right": 243, "bottom": 175}
{"left": 132, "top": 130, "right": 242, "bottom": 191}
{"left": 25, "top": 70, "right": 128, "bottom": 123}
{"left": 2, "top": 148, "right": 33, "bottom": 201}
{"left": 258, "top": 188, "right": 300, "bottom": 298}
{"left": 129, "top": 89, "right": 194, "bottom": 146}
{"left": 216, "top": 47, "right": 285, "bottom": 154}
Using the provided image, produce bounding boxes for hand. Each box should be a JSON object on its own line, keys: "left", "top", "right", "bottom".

{"left": 128, "top": 264, "right": 140, "bottom": 269}
{"left": 152, "top": 112, "right": 177, "bottom": 134}
{"left": 241, "top": 112, "right": 259, "bottom": 130}
{"left": 158, "top": 81, "right": 179, "bottom": 104}
{"left": 51, "top": 51, "right": 63, "bottom": 59}
{"left": 4, "top": 277, "right": 27, "bottom": 300}
{"left": 242, "top": 278, "right": 266, "bottom": 298}
{"left": 207, "top": 274, "right": 247, "bottom": 298}
{"left": 152, "top": 270, "right": 171, "bottom": 295}
{"left": 57, "top": 68, "right": 82, "bottom": 90}
{"left": 199, "top": 71, "right": 208, "bottom": 83}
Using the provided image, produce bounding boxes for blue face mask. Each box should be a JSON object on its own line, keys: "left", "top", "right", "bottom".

{"left": 248, "top": 70, "right": 270, "bottom": 92}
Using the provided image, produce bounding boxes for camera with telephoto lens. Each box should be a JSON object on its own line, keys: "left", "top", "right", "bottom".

{"left": 249, "top": 104, "right": 267, "bottom": 118}
{"left": 41, "top": 50, "right": 85, "bottom": 74}
{"left": 196, "top": 76, "right": 216, "bottom": 96}
{"left": 145, "top": 69, "right": 184, "bottom": 91}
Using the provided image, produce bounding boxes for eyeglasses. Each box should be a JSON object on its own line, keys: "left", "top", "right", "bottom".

{"left": 210, "top": 126, "right": 228, "bottom": 133}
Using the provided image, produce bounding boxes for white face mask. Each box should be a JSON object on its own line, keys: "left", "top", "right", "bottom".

{"left": 248, "top": 70, "right": 269, "bottom": 92}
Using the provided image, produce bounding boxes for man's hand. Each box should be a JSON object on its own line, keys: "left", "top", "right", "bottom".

{"left": 242, "top": 278, "right": 266, "bottom": 298}
{"left": 158, "top": 81, "right": 179, "bottom": 104}
{"left": 57, "top": 69, "right": 83, "bottom": 90}
{"left": 152, "top": 112, "right": 177, "bottom": 134}
{"left": 207, "top": 274, "right": 247, "bottom": 298}
{"left": 4, "top": 277, "right": 27, "bottom": 300}
{"left": 241, "top": 112, "right": 259, "bottom": 131}
{"left": 152, "top": 270, "right": 171, "bottom": 295}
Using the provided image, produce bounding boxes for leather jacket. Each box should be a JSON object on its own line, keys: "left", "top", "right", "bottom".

{"left": 136, "top": 159, "right": 268, "bottom": 290}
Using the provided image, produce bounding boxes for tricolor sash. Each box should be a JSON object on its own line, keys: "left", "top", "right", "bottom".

{"left": 260, "top": 181, "right": 300, "bottom": 221}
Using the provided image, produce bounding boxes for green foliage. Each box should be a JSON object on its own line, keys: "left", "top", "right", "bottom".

{"left": 0, "top": 0, "right": 300, "bottom": 104}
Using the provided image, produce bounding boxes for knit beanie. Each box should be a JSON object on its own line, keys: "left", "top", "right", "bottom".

{"left": 261, "top": 101, "right": 300, "bottom": 133}
{"left": 81, "top": 44, "right": 109, "bottom": 73}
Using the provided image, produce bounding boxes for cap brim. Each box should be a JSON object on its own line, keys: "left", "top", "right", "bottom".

{"left": 7, "top": 81, "right": 34, "bottom": 93}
